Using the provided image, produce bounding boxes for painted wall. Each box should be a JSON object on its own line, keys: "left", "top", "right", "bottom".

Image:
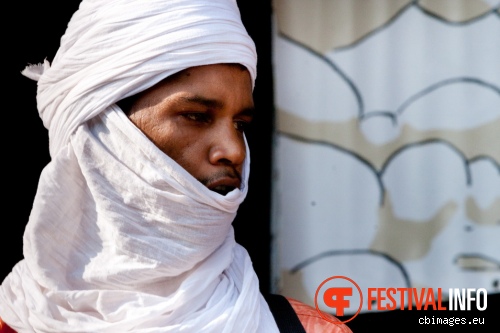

{"left": 271, "top": 0, "right": 500, "bottom": 314}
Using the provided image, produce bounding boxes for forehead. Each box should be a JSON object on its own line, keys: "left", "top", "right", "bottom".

{"left": 134, "top": 63, "right": 254, "bottom": 109}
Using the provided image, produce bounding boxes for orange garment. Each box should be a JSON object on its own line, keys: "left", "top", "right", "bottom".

{"left": 0, "top": 318, "right": 16, "bottom": 333}
{"left": 287, "top": 297, "right": 353, "bottom": 333}
{"left": 1, "top": 301, "right": 354, "bottom": 333}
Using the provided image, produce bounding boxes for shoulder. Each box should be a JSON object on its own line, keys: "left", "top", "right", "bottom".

{"left": 0, "top": 317, "right": 17, "bottom": 333}
{"left": 286, "top": 297, "right": 353, "bottom": 333}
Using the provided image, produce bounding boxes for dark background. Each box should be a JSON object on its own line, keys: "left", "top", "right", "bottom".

{"left": 4, "top": 1, "right": 499, "bottom": 332}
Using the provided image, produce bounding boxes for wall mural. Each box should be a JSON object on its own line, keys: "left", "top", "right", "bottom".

{"left": 271, "top": 0, "right": 500, "bottom": 314}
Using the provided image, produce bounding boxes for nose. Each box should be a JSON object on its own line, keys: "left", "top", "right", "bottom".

{"left": 208, "top": 122, "right": 246, "bottom": 167}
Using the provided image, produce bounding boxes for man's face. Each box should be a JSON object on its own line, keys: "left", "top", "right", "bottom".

{"left": 126, "top": 63, "right": 254, "bottom": 195}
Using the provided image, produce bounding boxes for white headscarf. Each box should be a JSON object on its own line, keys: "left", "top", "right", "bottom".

{"left": 25, "top": 0, "right": 258, "bottom": 159}
{"left": 0, "top": 0, "right": 279, "bottom": 332}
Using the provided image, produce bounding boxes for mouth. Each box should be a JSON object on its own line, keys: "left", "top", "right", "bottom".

{"left": 454, "top": 254, "right": 500, "bottom": 271}
{"left": 205, "top": 174, "right": 241, "bottom": 196}
{"left": 210, "top": 185, "right": 237, "bottom": 195}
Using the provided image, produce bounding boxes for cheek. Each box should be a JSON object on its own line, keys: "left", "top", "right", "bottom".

{"left": 159, "top": 133, "right": 208, "bottom": 173}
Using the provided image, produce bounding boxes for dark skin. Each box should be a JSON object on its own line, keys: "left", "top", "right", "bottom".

{"left": 119, "top": 63, "right": 255, "bottom": 195}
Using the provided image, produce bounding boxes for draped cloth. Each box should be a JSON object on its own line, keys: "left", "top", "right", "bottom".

{"left": 0, "top": 0, "right": 279, "bottom": 332}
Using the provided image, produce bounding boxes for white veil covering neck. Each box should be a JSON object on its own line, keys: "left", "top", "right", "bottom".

{"left": 0, "top": 0, "right": 279, "bottom": 332}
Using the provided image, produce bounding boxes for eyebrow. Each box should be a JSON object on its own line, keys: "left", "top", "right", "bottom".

{"left": 181, "top": 95, "right": 255, "bottom": 117}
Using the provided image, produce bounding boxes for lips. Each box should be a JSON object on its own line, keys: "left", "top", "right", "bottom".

{"left": 206, "top": 176, "right": 241, "bottom": 196}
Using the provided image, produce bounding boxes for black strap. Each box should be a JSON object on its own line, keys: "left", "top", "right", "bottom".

{"left": 264, "top": 294, "right": 307, "bottom": 333}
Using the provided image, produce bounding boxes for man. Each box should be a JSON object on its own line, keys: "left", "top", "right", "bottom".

{"left": 0, "top": 1, "right": 352, "bottom": 332}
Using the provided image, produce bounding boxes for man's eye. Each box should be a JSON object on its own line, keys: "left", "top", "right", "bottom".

{"left": 183, "top": 113, "right": 210, "bottom": 123}
{"left": 234, "top": 120, "right": 250, "bottom": 132}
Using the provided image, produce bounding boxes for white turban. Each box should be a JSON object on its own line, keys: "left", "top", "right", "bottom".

{"left": 0, "top": 1, "right": 280, "bottom": 332}
{"left": 24, "top": 0, "right": 257, "bottom": 158}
